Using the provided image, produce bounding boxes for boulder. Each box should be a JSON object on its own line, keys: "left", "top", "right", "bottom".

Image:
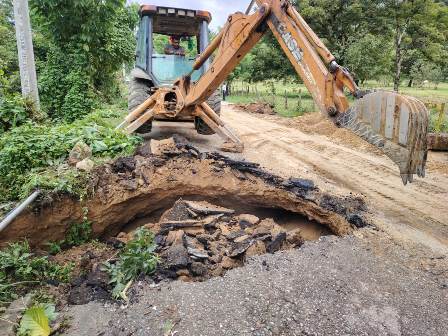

{"left": 76, "top": 158, "right": 95, "bottom": 172}
{"left": 68, "top": 141, "right": 92, "bottom": 166}
{"left": 190, "top": 262, "right": 208, "bottom": 277}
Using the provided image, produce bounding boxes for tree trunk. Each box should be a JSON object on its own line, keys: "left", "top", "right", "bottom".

{"left": 393, "top": 18, "right": 408, "bottom": 92}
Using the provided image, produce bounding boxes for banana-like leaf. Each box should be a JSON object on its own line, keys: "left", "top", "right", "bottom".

{"left": 338, "top": 91, "right": 429, "bottom": 185}
{"left": 18, "top": 306, "right": 51, "bottom": 336}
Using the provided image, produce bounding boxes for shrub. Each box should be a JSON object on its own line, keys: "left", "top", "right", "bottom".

{"left": 104, "top": 227, "right": 159, "bottom": 299}
{"left": 0, "top": 241, "right": 73, "bottom": 304}
{"left": 0, "top": 107, "right": 142, "bottom": 202}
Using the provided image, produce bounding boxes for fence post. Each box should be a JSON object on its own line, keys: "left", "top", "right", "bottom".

{"left": 284, "top": 90, "right": 288, "bottom": 110}
{"left": 435, "top": 103, "right": 446, "bottom": 133}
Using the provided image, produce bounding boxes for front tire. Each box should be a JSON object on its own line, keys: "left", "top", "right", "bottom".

{"left": 195, "top": 90, "right": 222, "bottom": 135}
{"left": 128, "top": 77, "right": 153, "bottom": 134}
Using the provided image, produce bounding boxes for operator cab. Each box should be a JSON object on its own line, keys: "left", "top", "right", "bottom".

{"left": 135, "top": 5, "right": 212, "bottom": 86}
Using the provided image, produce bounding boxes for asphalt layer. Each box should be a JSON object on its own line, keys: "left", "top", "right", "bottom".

{"left": 65, "top": 230, "right": 448, "bottom": 336}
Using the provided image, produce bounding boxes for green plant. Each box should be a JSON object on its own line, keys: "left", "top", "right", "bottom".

{"left": 0, "top": 241, "right": 73, "bottom": 304}
{"left": 0, "top": 107, "right": 142, "bottom": 202}
{"left": 18, "top": 304, "right": 57, "bottom": 336}
{"left": 104, "top": 227, "right": 159, "bottom": 299}
{"left": 64, "top": 220, "right": 93, "bottom": 247}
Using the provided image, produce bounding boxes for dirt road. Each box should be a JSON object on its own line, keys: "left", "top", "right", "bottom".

{"left": 150, "top": 103, "right": 448, "bottom": 253}
{"left": 62, "top": 104, "right": 448, "bottom": 336}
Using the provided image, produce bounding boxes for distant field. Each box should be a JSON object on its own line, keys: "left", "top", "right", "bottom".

{"left": 226, "top": 80, "right": 448, "bottom": 132}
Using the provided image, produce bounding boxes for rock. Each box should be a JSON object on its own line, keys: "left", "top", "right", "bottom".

{"left": 184, "top": 200, "right": 235, "bottom": 215}
{"left": 221, "top": 256, "right": 241, "bottom": 269}
{"left": 185, "top": 236, "right": 205, "bottom": 251}
{"left": 187, "top": 247, "right": 208, "bottom": 259}
{"left": 86, "top": 265, "right": 109, "bottom": 287}
{"left": 266, "top": 232, "right": 287, "bottom": 254}
{"left": 270, "top": 224, "right": 285, "bottom": 238}
{"left": 286, "top": 230, "right": 304, "bottom": 247}
{"left": 209, "top": 254, "right": 223, "bottom": 264}
{"left": 228, "top": 241, "right": 252, "bottom": 257}
{"left": 112, "top": 156, "right": 136, "bottom": 173}
{"left": 178, "top": 275, "right": 193, "bottom": 282}
{"left": 210, "top": 264, "right": 225, "bottom": 277}
{"left": 163, "top": 244, "right": 190, "bottom": 269}
{"left": 234, "top": 235, "right": 251, "bottom": 243}
{"left": 183, "top": 226, "right": 205, "bottom": 236}
{"left": 237, "top": 214, "right": 260, "bottom": 228}
{"left": 196, "top": 234, "right": 215, "bottom": 245}
{"left": 245, "top": 240, "right": 266, "bottom": 258}
{"left": 150, "top": 138, "right": 180, "bottom": 156}
{"left": 176, "top": 269, "right": 190, "bottom": 277}
{"left": 76, "top": 158, "right": 95, "bottom": 172}
{"left": 190, "top": 262, "right": 208, "bottom": 277}
{"left": 283, "top": 178, "right": 315, "bottom": 191}
{"left": 135, "top": 143, "right": 152, "bottom": 157}
{"left": 120, "top": 179, "right": 138, "bottom": 191}
{"left": 116, "top": 232, "right": 130, "bottom": 244}
{"left": 159, "top": 199, "right": 192, "bottom": 222}
{"left": 166, "top": 230, "right": 185, "bottom": 246}
{"left": 68, "top": 141, "right": 92, "bottom": 166}
{"left": 226, "top": 229, "right": 246, "bottom": 240}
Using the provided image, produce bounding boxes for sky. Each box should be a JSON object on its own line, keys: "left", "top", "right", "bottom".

{"left": 128, "top": 0, "right": 248, "bottom": 30}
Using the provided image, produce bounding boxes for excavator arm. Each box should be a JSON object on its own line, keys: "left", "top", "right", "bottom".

{"left": 119, "top": 0, "right": 429, "bottom": 185}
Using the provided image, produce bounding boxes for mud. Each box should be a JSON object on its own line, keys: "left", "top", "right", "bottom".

{"left": 1, "top": 137, "right": 368, "bottom": 248}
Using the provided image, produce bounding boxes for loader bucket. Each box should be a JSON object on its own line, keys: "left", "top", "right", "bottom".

{"left": 337, "top": 91, "right": 429, "bottom": 185}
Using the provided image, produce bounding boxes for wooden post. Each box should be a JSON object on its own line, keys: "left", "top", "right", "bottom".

{"left": 13, "top": 0, "right": 40, "bottom": 110}
{"left": 435, "top": 103, "right": 446, "bottom": 133}
{"left": 284, "top": 90, "right": 288, "bottom": 109}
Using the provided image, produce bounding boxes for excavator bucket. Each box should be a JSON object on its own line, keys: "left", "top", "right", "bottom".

{"left": 337, "top": 91, "right": 429, "bottom": 185}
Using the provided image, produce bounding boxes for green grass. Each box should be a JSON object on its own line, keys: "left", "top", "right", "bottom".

{"left": 227, "top": 80, "right": 448, "bottom": 122}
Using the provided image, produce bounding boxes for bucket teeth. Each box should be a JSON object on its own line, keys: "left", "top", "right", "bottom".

{"left": 338, "top": 91, "right": 429, "bottom": 185}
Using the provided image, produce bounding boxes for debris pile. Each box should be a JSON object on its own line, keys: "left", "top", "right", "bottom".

{"left": 236, "top": 103, "right": 276, "bottom": 115}
{"left": 120, "top": 199, "right": 305, "bottom": 282}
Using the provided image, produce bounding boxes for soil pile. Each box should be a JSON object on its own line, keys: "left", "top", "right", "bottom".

{"left": 236, "top": 103, "right": 276, "bottom": 115}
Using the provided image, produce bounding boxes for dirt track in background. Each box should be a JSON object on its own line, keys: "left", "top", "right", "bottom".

{"left": 150, "top": 103, "right": 448, "bottom": 253}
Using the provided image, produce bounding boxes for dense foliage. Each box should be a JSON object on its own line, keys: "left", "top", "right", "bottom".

{"left": 30, "top": 0, "right": 138, "bottom": 120}
{"left": 0, "top": 241, "right": 73, "bottom": 303}
{"left": 0, "top": 108, "right": 142, "bottom": 202}
{"left": 231, "top": 0, "right": 448, "bottom": 90}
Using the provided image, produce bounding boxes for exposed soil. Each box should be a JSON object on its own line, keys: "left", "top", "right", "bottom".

{"left": 235, "top": 103, "right": 276, "bottom": 115}
{"left": 1, "top": 136, "right": 368, "bottom": 248}
{"left": 3, "top": 103, "right": 448, "bottom": 336}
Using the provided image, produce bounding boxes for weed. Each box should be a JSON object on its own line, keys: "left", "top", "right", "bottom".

{"left": 104, "top": 227, "right": 159, "bottom": 299}
{"left": 64, "top": 220, "right": 92, "bottom": 247}
{"left": 0, "top": 241, "right": 73, "bottom": 305}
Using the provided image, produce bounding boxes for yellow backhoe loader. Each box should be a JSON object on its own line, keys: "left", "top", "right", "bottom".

{"left": 118, "top": 0, "right": 429, "bottom": 185}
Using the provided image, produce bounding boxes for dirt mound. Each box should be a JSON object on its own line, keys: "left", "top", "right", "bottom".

{"left": 236, "top": 103, "right": 276, "bottom": 115}
{"left": 1, "top": 136, "right": 369, "bottom": 248}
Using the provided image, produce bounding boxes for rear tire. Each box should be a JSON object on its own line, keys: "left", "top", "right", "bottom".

{"left": 195, "top": 90, "right": 222, "bottom": 135}
{"left": 128, "top": 77, "right": 153, "bottom": 134}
